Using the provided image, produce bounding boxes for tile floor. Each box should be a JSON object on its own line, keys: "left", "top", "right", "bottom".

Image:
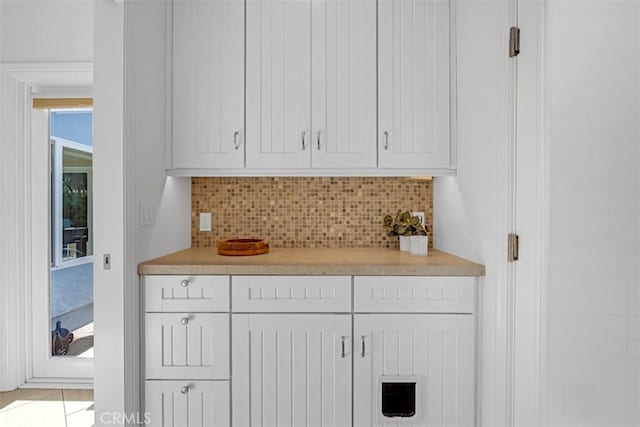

{"left": 0, "top": 389, "right": 93, "bottom": 427}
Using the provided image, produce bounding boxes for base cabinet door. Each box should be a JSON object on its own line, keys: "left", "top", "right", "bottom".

{"left": 354, "top": 314, "right": 474, "bottom": 427}
{"left": 145, "top": 380, "right": 229, "bottom": 427}
{"left": 232, "top": 314, "right": 352, "bottom": 427}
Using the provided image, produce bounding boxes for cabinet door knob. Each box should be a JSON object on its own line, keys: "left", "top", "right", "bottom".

{"left": 180, "top": 279, "right": 189, "bottom": 288}
{"left": 233, "top": 130, "right": 241, "bottom": 150}
{"left": 180, "top": 386, "right": 189, "bottom": 394}
{"left": 383, "top": 131, "right": 390, "bottom": 150}
{"left": 180, "top": 317, "right": 189, "bottom": 326}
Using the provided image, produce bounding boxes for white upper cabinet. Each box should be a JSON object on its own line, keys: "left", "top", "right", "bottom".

{"left": 172, "top": 0, "right": 245, "bottom": 169}
{"left": 246, "top": 0, "right": 312, "bottom": 169}
{"left": 169, "top": 0, "right": 455, "bottom": 174}
{"left": 378, "top": 0, "right": 452, "bottom": 169}
{"left": 311, "top": 0, "right": 377, "bottom": 169}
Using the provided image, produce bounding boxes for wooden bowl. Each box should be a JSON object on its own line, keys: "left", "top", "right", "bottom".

{"left": 216, "top": 239, "right": 269, "bottom": 256}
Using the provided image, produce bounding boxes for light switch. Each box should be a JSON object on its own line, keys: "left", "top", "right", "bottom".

{"left": 139, "top": 201, "right": 154, "bottom": 227}
{"left": 199, "top": 212, "right": 212, "bottom": 232}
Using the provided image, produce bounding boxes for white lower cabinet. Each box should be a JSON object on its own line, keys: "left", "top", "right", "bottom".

{"left": 232, "top": 314, "right": 352, "bottom": 427}
{"left": 354, "top": 314, "right": 475, "bottom": 427}
{"left": 145, "top": 380, "right": 230, "bottom": 427}
{"left": 143, "top": 275, "right": 477, "bottom": 427}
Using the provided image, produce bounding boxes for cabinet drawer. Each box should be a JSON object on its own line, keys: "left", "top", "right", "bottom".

{"left": 144, "top": 275, "right": 229, "bottom": 313}
{"left": 354, "top": 276, "right": 475, "bottom": 313}
{"left": 145, "top": 380, "right": 229, "bottom": 427}
{"left": 232, "top": 276, "right": 351, "bottom": 312}
{"left": 145, "top": 313, "right": 229, "bottom": 380}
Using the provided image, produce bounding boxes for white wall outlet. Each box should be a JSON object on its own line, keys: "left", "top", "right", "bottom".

{"left": 199, "top": 212, "right": 212, "bottom": 232}
{"left": 412, "top": 211, "right": 425, "bottom": 226}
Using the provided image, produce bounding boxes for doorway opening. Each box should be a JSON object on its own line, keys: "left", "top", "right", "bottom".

{"left": 30, "top": 96, "right": 94, "bottom": 383}
{"left": 49, "top": 109, "right": 94, "bottom": 358}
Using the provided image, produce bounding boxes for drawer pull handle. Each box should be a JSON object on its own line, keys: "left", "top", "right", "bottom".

{"left": 180, "top": 317, "right": 189, "bottom": 326}
{"left": 361, "top": 335, "right": 366, "bottom": 358}
{"left": 341, "top": 336, "right": 346, "bottom": 358}
{"left": 180, "top": 386, "right": 189, "bottom": 394}
{"left": 180, "top": 279, "right": 189, "bottom": 288}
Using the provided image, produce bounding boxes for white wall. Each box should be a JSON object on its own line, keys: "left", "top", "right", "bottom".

{"left": 125, "top": 0, "right": 191, "bottom": 264}
{"left": 433, "top": 0, "right": 513, "bottom": 425}
{"left": 543, "top": 1, "right": 640, "bottom": 425}
{"left": 0, "top": 0, "right": 93, "bottom": 392}
{"left": 93, "top": 0, "right": 126, "bottom": 423}
{"left": 0, "top": 0, "right": 93, "bottom": 63}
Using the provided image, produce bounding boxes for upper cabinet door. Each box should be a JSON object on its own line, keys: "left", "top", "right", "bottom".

{"left": 172, "top": 0, "right": 245, "bottom": 169}
{"left": 246, "top": 0, "right": 312, "bottom": 169}
{"left": 378, "top": 0, "right": 451, "bottom": 169}
{"left": 311, "top": 0, "right": 377, "bottom": 169}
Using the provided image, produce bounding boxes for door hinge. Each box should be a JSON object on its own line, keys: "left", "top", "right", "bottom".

{"left": 508, "top": 233, "right": 519, "bottom": 262}
{"left": 509, "top": 26, "right": 520, "bottom": 57}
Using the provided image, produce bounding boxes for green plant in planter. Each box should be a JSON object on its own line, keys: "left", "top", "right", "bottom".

{"left": 383, "top": 211, "right": 428, "bottom": 236}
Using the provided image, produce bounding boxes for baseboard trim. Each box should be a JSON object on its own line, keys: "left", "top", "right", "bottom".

{"left": 22, "top": 378, "right": 94, "bottom": 390}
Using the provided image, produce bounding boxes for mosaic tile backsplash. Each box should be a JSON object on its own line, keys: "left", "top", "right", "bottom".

{"left": 192, "top": 177, "right": 433, "bottom": 249}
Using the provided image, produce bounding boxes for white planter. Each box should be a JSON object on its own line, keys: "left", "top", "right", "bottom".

{"left": 399, "top": 236, "right": 411, "bottom": 252}
{"left": 409, "top": 235, "right": 429, "bottom": 256}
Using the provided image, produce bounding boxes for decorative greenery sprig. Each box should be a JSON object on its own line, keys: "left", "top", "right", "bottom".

{"left": 383, "top": 210, "right": 428, "bottom": 237}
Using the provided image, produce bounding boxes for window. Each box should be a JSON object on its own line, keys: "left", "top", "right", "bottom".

{"left": 50, "top": 110, "right": 93, "bottom": 268}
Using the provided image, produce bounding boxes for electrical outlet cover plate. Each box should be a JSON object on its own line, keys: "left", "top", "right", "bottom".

{"left": 200, "top": 212, "right": 212, "bottom": 232}
{"left": 411, "top": 211, "right": 425, "bottom": 225}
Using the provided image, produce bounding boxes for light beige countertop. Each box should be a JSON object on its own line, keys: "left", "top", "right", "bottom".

{"left": 138, "top": 247, "right": 485, "bottom": 276}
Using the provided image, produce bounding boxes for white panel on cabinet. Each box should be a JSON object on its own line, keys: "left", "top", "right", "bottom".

{"left": 145, "top": 380, "right": 230, "bottom": 427}
{"left": 354, "top": 276, "right": 475, "bottom": 313}
{"left": 354, "top": 314, "right": 474, "bottom": 427}
{"left": 378, "top": 0, "right": 451, "bottom": 169}
{"left": 231, "top": 275, "right": 351, "bottom": 312}
{"left": 145, "top": 275, "right": 229, "bottom": 313}
{"left": 246, "top": 0, "right": 311, "bottom": 169}
{"left": 145, "top": 313, "right": 229, "bottom": 380}
{"left": 311, "top": 0, "right": 377, "bottom": 168}
{"left": 172, "top": 0, "right": 245, "bottom": 169}
{"left": 232, "top": 314, "right": 352, "bottom": 427}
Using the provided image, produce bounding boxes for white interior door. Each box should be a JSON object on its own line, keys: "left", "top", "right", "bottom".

{"left": 513, "top": 1, "right": 640, "bottom": 426}
{"left": 172, "top": 0, "right": 245, "bottom": 169}
{"left": 246, "top": 0, "right": 311, "bottom": 169}
{"left": 310, "top": 0, "right": 377, "bottom": 169}
{"left": 354, "top": 314, "right": 474, "bottom": 427}
{"left": 378, "top": 0, "right": 451, "bottom": 169}
{"left": 232, "top": 314, "right": 352, "bottom": 426}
